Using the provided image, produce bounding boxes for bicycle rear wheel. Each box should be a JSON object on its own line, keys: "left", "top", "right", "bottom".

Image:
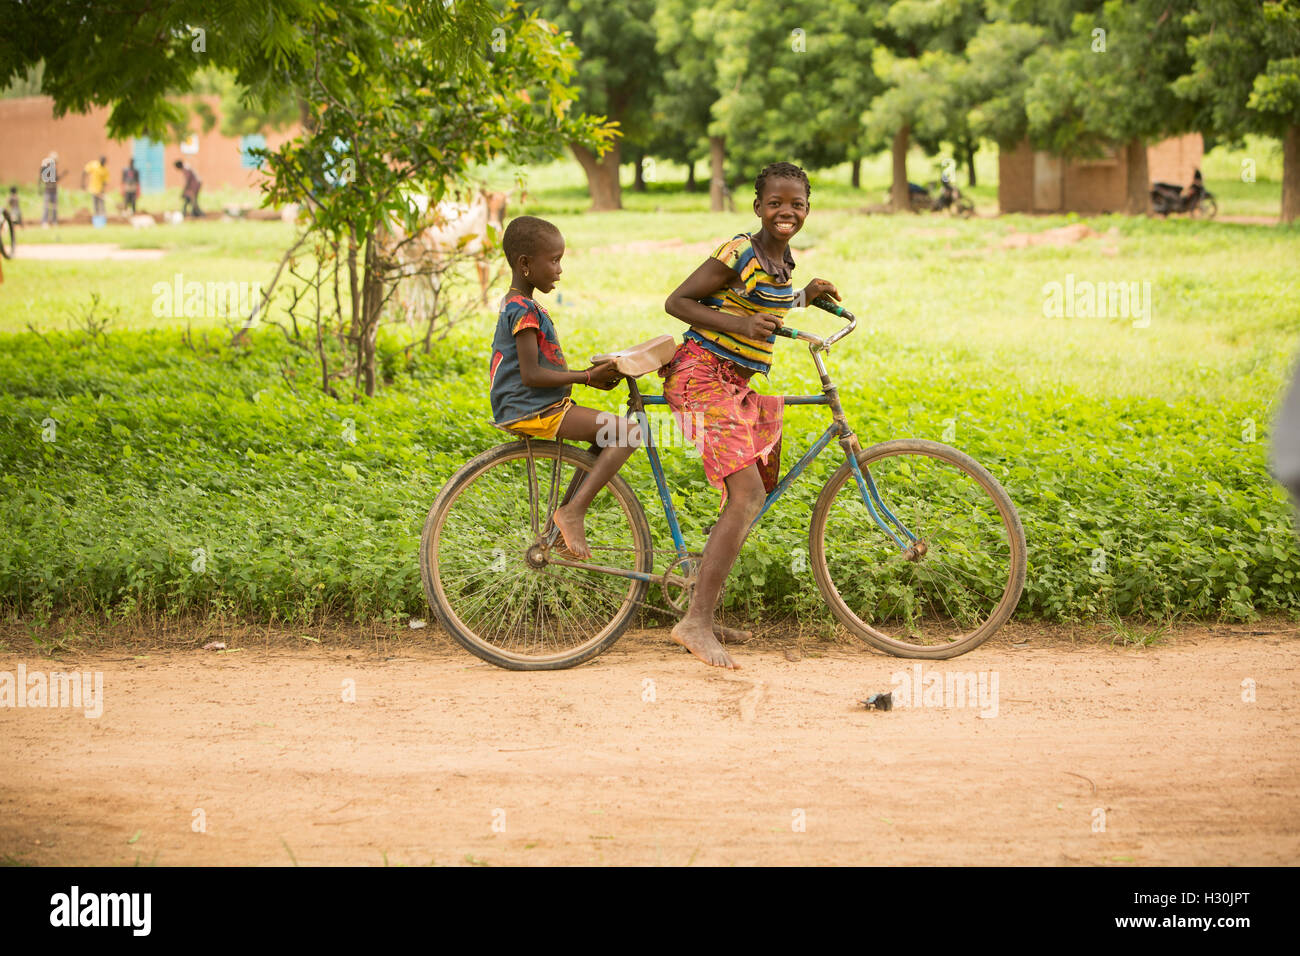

{"left": 421, "top": 440, "right": 652, "bottom": 670}
{"left": 810, "top": 439, "right": 1026, "bottom": 659}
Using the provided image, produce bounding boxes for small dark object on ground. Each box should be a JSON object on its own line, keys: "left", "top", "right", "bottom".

{"left": 861, "top": 692, "right": 893, "bottom": 711}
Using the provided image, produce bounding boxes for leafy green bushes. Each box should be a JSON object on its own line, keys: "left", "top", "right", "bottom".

{"left": 1, "top": 326, "right": 1297, "bottom": 626}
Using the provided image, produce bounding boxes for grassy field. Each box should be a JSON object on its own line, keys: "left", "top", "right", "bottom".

{"left": 1, "top": 146, "right": 1297, "bottom": 629}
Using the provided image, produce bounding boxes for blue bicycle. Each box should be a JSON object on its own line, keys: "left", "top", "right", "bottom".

{"left": 421, "top": 297, "right": 1027, "bottom": 670}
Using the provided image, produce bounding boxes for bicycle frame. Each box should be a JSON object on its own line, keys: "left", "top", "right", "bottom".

{"left": 626, "top": 340, "right": 916, "bottom": 562}
{"left": 538, "top": 308, "right": 919, "bottom": 589}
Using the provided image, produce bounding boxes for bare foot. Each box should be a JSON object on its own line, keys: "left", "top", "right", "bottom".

{"left": 550, "top": 503, "right": 590, "bottom": 560}
{"left": 671, "top": 618, "right": 740, "bottom": 669}
{"left": 713, "top": 624, "right": 753, "bottom": 645}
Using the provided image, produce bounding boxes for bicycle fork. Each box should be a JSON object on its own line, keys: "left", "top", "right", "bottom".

{"left": 809, "top": 348, "right": 919, "bottom": 554}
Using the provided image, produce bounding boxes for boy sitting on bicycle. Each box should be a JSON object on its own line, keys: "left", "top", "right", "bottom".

{"left": 661, "top": 162, "right": 839, "bottom": 669}
{"left": 490, "top": 215, "right": 639, "bottom": 560}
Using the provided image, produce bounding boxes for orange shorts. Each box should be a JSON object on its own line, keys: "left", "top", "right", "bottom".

{"left": 498, "top": 398, "right": 574, "bottom": 440}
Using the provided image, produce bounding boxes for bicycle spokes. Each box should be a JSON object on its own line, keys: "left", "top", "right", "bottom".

{"left": 816, "top": 446, "right": 1022, "bottom": 647}
{"left": 431, "top": 448, "right": 646, "bottom": 661}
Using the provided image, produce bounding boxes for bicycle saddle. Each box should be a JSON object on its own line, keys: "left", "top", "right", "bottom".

{"left": 591, "top": 334, "right": 677, "bottom": 378}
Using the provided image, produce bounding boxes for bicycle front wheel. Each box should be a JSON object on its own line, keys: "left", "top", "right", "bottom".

{"left": 421, "top": 440, "right": 652, "bottom": 670}
{"left": 0, "top": 212, "right": 14, "bottom": 259}
{"left": 810, "top": 439, "right": 1026, "bottom": 659}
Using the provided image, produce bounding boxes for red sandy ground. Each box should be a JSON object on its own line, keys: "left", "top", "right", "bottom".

{"left": 1, "top": 621, "right": 1297, "bottom": 866}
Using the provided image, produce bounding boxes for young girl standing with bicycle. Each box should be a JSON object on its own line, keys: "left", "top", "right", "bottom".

{"left": 661, "top": 162, "right": 839, "bottom": 669}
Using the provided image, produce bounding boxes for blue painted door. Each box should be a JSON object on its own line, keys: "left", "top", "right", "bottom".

{"left": 131, "top": 138, "right": 166, "bottom": 193}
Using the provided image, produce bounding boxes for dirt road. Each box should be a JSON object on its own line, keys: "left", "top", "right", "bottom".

{"left": 2, "top": 623, "right": 1297, "bottom": 866}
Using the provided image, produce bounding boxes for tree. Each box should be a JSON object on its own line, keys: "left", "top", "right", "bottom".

{"left": 252, "top": 3, "right": 611, "bottom": 395}
{"left": 964, "top": 18, "right": 1050, "bottom": 150}
{"left": 536, "top": 0, "right": 660, "bottom": 210}
{"left": 655, "top": 0, "right": 741, "bottom": 210}
{"left": 864, "top": 0, "right": 986, "bottom": 211}
{"left": 1, "top": 0, "right": 611, "bottom": 395}
{"left": 651, "top": 0, "right": 719, "bottom": 200}
{"left": 1174, "top": 0, "right": 1300, "bottom": 223}
{"left": 0, "top": 0, "right": 316, "bottom": 139}
{"left": 1023, "top": 0, "right": 1197, "bottom": 214}
{"left": 709, "top": 0, "right": 881, "bottom": 188}
{"left": 863, "top": 49, "right": 956, "bottom": 209}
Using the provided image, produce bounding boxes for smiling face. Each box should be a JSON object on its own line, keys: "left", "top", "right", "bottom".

{"left": 522, "top": 233, "right": 565, "bottom": 294}
{"left": 754, "top": 176, "right": 809, "bottom": 244}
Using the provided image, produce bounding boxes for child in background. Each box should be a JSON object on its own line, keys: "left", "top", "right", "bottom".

{"left": 489, "top": 215, "right": 641, "bottom": 560}
{"left": 39, "top": 152, "right": 59, "bottom": 227}
{"left": 174, "top": 160, "right": 203, "bottom": 218}
{"left": 82, "top": 156, "right": 109, "bottom": 218}
{"left": 6, "top": 187, "right": 21, "bottom": 225}
{"left": 122, "top": 160, "right": 140, "bottom": 214}
{"left": 660, "top": 161, "right": 839, "bottom": 669}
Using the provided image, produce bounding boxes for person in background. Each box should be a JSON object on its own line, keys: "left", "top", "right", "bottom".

{"left": 174, "top": 159, "right": 203, "bottom": 218}
{"left": 121, "top": 159, "right": 140, "bottom": 214}
{"left": 7, "top": 187, "right": 22, "bottom": 225}
{"left": 82, "top": 155, "right": 109, "bottom": 218}
{"left": 39, "top": 151, "right": 59, "bottom": 227}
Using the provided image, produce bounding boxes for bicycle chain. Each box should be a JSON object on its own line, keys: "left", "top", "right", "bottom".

{"left": 549, "top": 544, "right": 719, "bottom": 620}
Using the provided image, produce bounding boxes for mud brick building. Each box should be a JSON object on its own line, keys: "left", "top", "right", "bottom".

{"left": 999, "top": 134, "right": 1203, "bottom": 214}
{"left": 0, "top": 95, "right": 297, "bottom": 201}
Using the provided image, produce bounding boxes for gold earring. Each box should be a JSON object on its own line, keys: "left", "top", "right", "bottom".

{"left": 524, "top": 268, "right": 529, "bottom": 277}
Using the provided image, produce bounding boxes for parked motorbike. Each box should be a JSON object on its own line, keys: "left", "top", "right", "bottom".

{"left": 1151, "top": 169, "right": 1217, "bottom": 218}
{"left": 908, "top": 178, "right": 975, "bottom": 217}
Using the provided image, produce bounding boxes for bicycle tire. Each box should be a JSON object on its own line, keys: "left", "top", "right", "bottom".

{"left": 810, "top": 438, "right": 1027, "bottom": 659}
{"left": 0, "top": 211, "right": 14, "bottom": 259}
{"left": 421, "top": 440, "right": 652, "bottom": 670}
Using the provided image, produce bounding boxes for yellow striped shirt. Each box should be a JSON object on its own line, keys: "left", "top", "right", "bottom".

{"left": 685, "top": 233, "right": 796, "bottom": 374}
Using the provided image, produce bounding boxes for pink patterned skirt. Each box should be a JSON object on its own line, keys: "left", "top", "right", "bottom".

{"left": 658, "top": 339, "right": 783, "bottom": 507}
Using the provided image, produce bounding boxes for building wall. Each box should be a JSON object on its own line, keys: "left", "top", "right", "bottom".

{"left": 1063, "top": 147, "right": 1127, "bottom": 214}
{"left": 0, "top": 95, "right": 298, "bottom": 200}
{"left": 999, "top": 134, "right": 1204, "bottom": 213}
{"left": 998, "top": 141, "right": 1035, "bottom": 214}
{"left": 1148, "top": 134, "right": 1203, "bottom": 186}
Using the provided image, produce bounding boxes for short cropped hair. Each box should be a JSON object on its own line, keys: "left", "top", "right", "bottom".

{"left": 502, "top": 215, "right": 562, "bottom": 268}
{"left": 755, "top": 162, "right": 811, "bottom": 201}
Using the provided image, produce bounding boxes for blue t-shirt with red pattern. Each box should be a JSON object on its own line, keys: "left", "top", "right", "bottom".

{"left": 489, "top": 293, "right": 570, "bottom": 425}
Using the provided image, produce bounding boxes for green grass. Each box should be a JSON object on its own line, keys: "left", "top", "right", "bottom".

{"left": 1, "top": 148, "right": 1297, "bottom": 628}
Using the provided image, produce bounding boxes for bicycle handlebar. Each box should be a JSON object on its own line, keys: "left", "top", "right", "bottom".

{"left": 774, "top": 293, "right": 857, "bottom": 349}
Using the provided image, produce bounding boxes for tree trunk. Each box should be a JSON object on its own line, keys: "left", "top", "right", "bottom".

{"left": 709, "top": 135, "right": 726, "bottom": 212}
{"left": 685, "top": 161, "right": 696, "bottom": 192}
{"left": 890, "top": 125, "right": 911, "bottom": 212}
{"left": 360, "top": 237, "right": 381, "bottom": 398}
{"left": 632, "top": 154, "right": 646, "bottom": 192}
{"left": 964, "top": 138, "right": 977, "bottom": 188}
{"left": 850, "top": 157, "right": 861, "bottom": 189}
{"left": 571, "top": 141, "right": 622, "bottom": 211}
{"left": 1283, "top": 124, "right": 1299, "bottom": 225}
{"left": 1125, "top": 137, "right": 1149, "bottom": 215}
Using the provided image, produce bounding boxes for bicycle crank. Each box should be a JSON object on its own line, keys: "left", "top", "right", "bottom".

{"left": 902, "top": 540, "right": 929, "bottom": 561}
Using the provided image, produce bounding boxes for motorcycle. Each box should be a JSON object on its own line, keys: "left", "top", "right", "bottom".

{"left": 1151, "top": 170, "right": 1216, "bottom": 218}
{"left": 908, "top": 178, "right": 975, "bottom": 218}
